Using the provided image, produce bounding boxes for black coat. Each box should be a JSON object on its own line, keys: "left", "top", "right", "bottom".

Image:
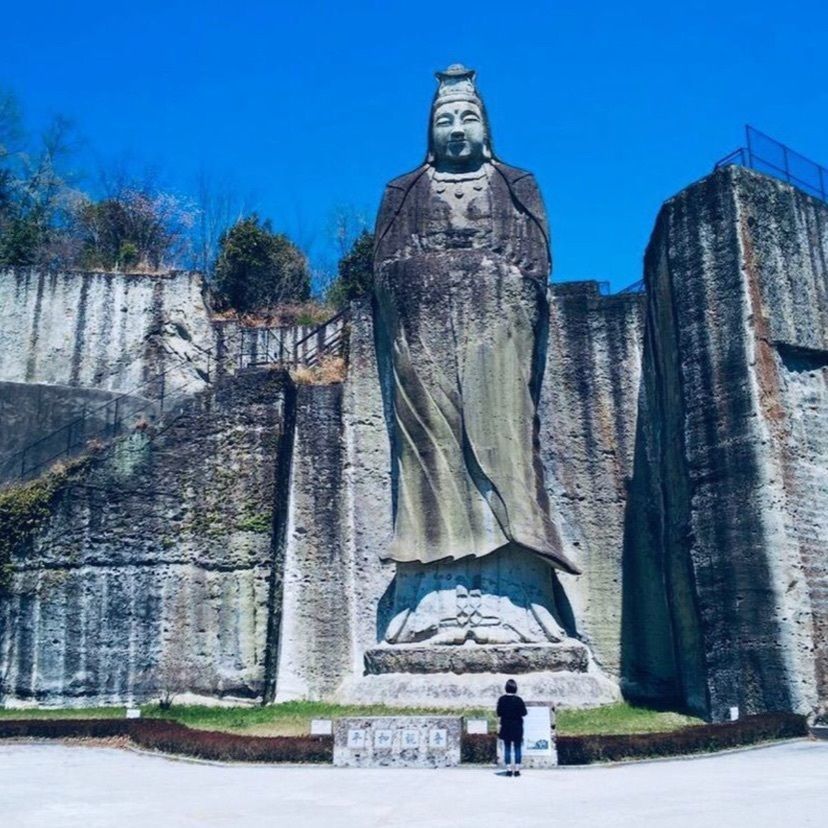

{"left": 496, "top": 694, "right": 528, "bottom": 742}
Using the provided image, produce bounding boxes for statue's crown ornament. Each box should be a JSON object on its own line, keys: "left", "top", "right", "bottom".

{"left": 433, "top": 64, "right": 481, "bottom": 107}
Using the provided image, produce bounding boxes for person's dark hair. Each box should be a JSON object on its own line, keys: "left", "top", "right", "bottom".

{"left": 505, "top": 679, "right": 518, "bottom": 694}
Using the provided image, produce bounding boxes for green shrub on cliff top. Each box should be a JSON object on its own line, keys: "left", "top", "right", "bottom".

{"left": 212, "top": 215, "right": 311, "bottom": 312}
{"left": 325, "top": 229, "right": 374, "bottom": 309}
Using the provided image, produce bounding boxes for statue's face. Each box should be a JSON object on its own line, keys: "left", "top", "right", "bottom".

{"left": 431, "top": 101, "right": 486, "bottom": 169}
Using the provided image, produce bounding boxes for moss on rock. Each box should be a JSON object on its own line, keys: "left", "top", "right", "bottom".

{"left": 0, "top": 459, "right": 89, "bottom": 590}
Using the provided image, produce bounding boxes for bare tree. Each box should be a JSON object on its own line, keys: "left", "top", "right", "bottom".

{"left": 327, "top": 203, "right": 369, "bottom": 258}
{"left": 73, "top": 158, "right": 197, "bottom": 272}
{"left": 0, "top": 103, "right": 83, "bottom": 268}
{"left": 0, "top": 86, "right": 24, "bottom": 162}
{"left": 190, "top": 168, "right": 255, "bottom": 276}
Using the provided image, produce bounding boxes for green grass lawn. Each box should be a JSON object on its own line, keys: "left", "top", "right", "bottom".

{"left": 141, "top": 701, "right": 495, "bottom": 737}
{"left": 1, "top": 700, "right": 703, "bottom": 737}
{"left": 0, "top": 706, "right": 126, "bottom": 719}
{"left": 556, "top": 703, "right": 702, "bottom": 735}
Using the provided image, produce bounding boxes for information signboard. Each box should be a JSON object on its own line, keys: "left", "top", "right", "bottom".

{"left": 523, "top": 705, "right": 553, "bottom": 755}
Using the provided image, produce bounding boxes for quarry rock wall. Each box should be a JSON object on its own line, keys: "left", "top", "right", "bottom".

{"left": 0, "top": 369, "right": 289, "bottom": 705}
{"left": 0, "top": 381, "right": 154, "bottom": 483}
{"left": 624, "top": 166, "right": 827, "bottom": 720}
{"left": 1, "top": 167, "right": 825, "bottom": 718}
{"left": 0, "top": 286, "right": 648, "bottom": 707}
{"left": 0, "top": 263, "right": 341, "bottom": 399}
{"left": 0, "top": 267, "right": 337, "bottom": 489}
{"left": 0, "top": 268, "right": 214, "bottom": 400}
{"left": 274, "top": 382, "right": 352, "bottom": 700}
{"left": 339, "top": 299, "right": 396, "bottom": 678}
{"left": 542, "top": 284, "right": 645, "bottom": 677}
{"left": 274, "top": 299, "right": 395, "bottom": 701}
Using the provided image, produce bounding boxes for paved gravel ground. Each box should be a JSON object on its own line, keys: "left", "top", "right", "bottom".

{"left": 1, "top": 740, "right": 825, "bottom": 827}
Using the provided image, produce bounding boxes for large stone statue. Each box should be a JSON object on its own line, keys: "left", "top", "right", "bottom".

{"left": 374, "top": 65, "right": 580, "bottom": 647}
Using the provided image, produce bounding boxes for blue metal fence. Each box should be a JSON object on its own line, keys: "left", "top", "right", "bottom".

{"left": 715, "top": 125, "right": 827, "bottom": 202}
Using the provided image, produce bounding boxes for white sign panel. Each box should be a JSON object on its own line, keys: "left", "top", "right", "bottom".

{"left": 523, "top": 706, "right": 552, "bottom": 755}
{"left": 466, "top": 719, "right": 488, "bottom": 734}
{"left": 311, "top": 719, "right": 333, "bottom": 735}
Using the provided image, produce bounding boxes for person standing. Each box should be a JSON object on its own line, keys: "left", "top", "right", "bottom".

{"left": 497, "top": 679, "right": 527, "bottom": 776}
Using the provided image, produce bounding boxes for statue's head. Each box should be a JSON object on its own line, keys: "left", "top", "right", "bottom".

{"left": 427, "top": 64, "right": 493, "bottom": 171}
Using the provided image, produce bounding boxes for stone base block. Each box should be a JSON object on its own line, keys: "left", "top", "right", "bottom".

{"left": 333, "top": 716, "right": 462, "bottom": 767}
{"left": 364, "top": 642, "right": 589, "bottom": 675}
{"left": 336, "top": 670, "right": 621, "bottom": 709}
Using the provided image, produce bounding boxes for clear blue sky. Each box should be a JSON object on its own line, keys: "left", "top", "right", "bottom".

{"left": 3, "top": 1, "right": 826, "bottom": 290}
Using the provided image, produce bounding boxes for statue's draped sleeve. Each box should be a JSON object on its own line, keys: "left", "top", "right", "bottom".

{"left": 374, "top": 166, "right": 429, "bottom": 257}
{"left": 493, "top": 165, "right": 552, "bottom": 278}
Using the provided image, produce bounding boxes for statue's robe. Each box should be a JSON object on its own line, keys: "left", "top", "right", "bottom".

{"left": 374, "top": 160, "right": 581, "bottom": 575}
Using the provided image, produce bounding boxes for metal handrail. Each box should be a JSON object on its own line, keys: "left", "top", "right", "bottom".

{"left": 4, "top": 324, "right": 248, "bottom": 481}
{"left": 293, "top": 308, "right": 348, "bottom": 351}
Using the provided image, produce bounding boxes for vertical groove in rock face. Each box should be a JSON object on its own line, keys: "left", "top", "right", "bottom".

{"left": 69, "top": 273, "right": 92, "bottom": 386}
{"left": 625, "top": 166, "right": 827, "bottom": 720}
{"left": 0, "top": 369, "right": 289, "bottom": 706}
{"left": 262, "top": 378, "right": 297, "bottom": 703}
{"left": 341, "top": 298, "right": 394, "bottom": 668}
{"left": 622, "top": 208, "right": 709, "bottom": 715}
{"left": 23, "top": 271, "right": 46, "bottom": 383}
{"left": 273, "top": 383, "right": 352, "bottom": 700}
{"left": 541, "top": 283, "right": 646, "bottom": 677}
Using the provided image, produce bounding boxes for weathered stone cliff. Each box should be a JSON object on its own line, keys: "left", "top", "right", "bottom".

{"left": 0, "top": 382, "right": 154, "bottom": 483}
{"left": 0, "top": 266, "right": 347, "bottom": 396}
{"left": 0, "top": 268, "right": 214, "bottom": 397}
{"left": 542, "top": 284, "right": 645, "bottom": 676}
{"left": 2, "top": 165, "right": 824, "bottom": 718}
{"left": 0, "top": 369, "right": 289, "bottom": 705}
{"left": 0, "top": 285, "right": 645, "bottom": 707}
{"left": 274, "top": 299, "right": 395, "bottom": 701}
{"left": 623, "top": 165, "right": 827, "bottom": 720}
{"left": 0, "top": 267, "right": 342, "bottom": 483}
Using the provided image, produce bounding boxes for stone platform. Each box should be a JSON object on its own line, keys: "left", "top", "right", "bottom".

{"left": 337, "top": 670, "right": 621, "bottom": 709}
{"left": 363, "top": 643, "right": 590, "bottom": 675}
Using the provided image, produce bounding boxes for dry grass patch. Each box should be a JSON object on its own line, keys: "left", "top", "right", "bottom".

{"left": 291, "top": 356, "right": 347, "bottom": 385}
{"left": 210, "top": 301, "right": 336, "bottom": 328}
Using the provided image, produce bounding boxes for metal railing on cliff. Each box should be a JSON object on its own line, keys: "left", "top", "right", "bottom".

{"left": 715, "top": 125, "right": 828, "bottom": 203}
{"left": 234, "top": 308, "right": 349, "bottom": 369}
{"left": 3, "top": 308, "right": 349, "bottom": 484}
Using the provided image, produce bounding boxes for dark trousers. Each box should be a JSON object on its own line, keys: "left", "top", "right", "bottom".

{"left": 503, "top": 739, "right": 522, "bottom": 765}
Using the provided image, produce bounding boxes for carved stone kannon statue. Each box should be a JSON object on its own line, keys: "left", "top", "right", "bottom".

{"left": 373, "top": 65, "right": 581, "bottom": 648}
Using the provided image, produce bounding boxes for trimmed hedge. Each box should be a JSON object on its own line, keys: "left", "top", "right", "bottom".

{"left": 0, "top": 719, "right": 127, "bottom": 740}
{"left": 0, "top": 712, "right": 807, "bottom": 765}
{"left": 0, "top": 719, "right": 333, "bottom": 763}
{"left": 557, "top": 712, "right": 807, "bottom": 765}
{"left": 461, "top": 733, "right": 497, "bottom": 764}
{"left": 461, "top": 713, "right": 807, "bottom": 765}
